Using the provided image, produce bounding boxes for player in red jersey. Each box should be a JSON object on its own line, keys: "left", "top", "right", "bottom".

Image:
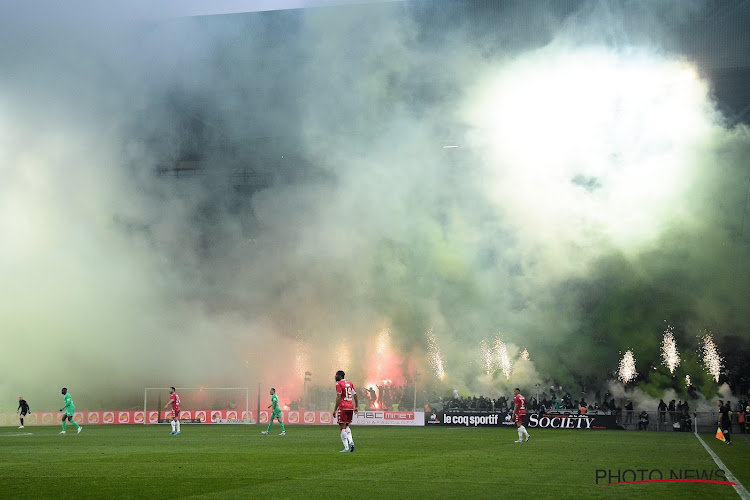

{"left": 333, "top": 370, "right": 359, "bottom": 453}
{"left": 513, "top": 387, "right": 530, "bottom": 443}
{"left": 163, "top": 386, "right": 181, "bottom": 435}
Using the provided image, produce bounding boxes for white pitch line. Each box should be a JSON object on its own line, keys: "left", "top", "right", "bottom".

{"left": 694, "top": 429, "right": 749, "bottom": 499}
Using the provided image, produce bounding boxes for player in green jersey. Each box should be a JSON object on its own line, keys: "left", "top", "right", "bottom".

{"left": 261, "top": 388, "right": 286, "bottom": 435}
{"left": 59, "top": 387, "right": 82, "bottom": 434}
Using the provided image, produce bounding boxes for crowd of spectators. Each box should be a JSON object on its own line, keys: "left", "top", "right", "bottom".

{"left": 287, "top": 383, "right": 749, "bottom": 434}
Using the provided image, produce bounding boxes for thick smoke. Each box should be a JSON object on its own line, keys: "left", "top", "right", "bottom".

{"left": 1, "top": 1, "right": 748, "bottom": 412}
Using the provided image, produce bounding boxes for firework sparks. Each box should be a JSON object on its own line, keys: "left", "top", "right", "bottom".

{"left": 495, "top": 338, "right": 513, "bottom": 379}
{"left": 480, "top": 340, "right": 495, "bottom": 374}
{"left": 618, "top": 350, "right": 638, "bottom": 384}
{"left": 520, "top": 348, "right": 530, "bottom": 361}
{"left": 685, "top": 375, "right": 692, "bottom": 387}
{"left": 426, "top": 328, "right": 446, "bottom": 380}
{"left": 700, "top": 333, "right": 723, "bottom": 382}
{"left": 661, "top": 325, "right": 681, "bottom": 374}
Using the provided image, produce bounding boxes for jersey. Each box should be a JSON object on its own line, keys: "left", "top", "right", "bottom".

{"left": 336, "top": 379, "right": 357, "bottom": 410}
{"left": 18, "top": 399, "right": 30, "bottom": 414}
{"left": 719, "top": 405, "right": 731, "bottom": 429}
{"left": 514, "top": 394, "right": 526, "bottom": 416}
{"left": 62, "top": 393, "right": 75, "bottom": 415}
{"left": 270, "top": 394, "right": 281, "bottom": 416}
{"left": 170, "top": 393, "right": 181, "bottom": 410}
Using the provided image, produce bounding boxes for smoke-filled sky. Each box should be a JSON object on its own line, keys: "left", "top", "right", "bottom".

{"left": 1, "top": 0, "right": 749, "bottom": 411}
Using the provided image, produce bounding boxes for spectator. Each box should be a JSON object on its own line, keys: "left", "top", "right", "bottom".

{"left": 638, "top": 411, "right": 649, "bottom": 430}
{"left": 668, "top": 399, "right": 676, "bottom": 423}
{"left": 736, "top": 403, "right": 745, "bottom": 434}
{"left": 679, "top": 407, "right": 692, "bottom": 432}
{"left": 625, "top": 401, "right": 634, "bottom": 425}
{"left": 658, "top": 399, "right": 667, "bottom": 423}
{"left": 725, "top": 401, "right": 733, "bottom": 433}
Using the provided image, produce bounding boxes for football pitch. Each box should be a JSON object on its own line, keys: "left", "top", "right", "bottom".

{"left": 1, "top": 425, "right": 748, "bottom": 499}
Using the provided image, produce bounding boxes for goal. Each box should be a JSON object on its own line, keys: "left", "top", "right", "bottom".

{"left": 143, "top": 387, "right": 253, "bottom": 424}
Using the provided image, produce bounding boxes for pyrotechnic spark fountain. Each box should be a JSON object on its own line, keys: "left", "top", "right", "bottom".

{"left": 661, "top": 325, "right": 680, "bottom": 374}
{"left": 480, "top": 339, "right": 495, "bottom": 375}
{"left": 618, "top": 350, "right": 638, "bottom": 384}
{"left": 700, "top": 333, "right": 723, "bottom": 382}
{"left": 685, "top": 375, "right": 692, "bottom": 387}
{"left": 494, "top": 338, "right": 512, "bottom": 379}
{"left": 520, "top": 348, "right": 530, "bottom": 361}
{"left": 426, "top": 328, "right": 446, "bottom": 380}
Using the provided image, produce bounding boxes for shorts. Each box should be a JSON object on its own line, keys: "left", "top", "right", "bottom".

{"left": 721, "top": 419, "right": 731, "bottom": 432}
{"left": 338, "top": 409, "right": 354, "bottom": 424}
{"left": 515, "top": 413, "right": 526, "bottom": 425}
{"left": 271, "top": 411, "right": 282, "bottom": 420}
{"left": 65, "top": 409, "right": 75, "bottom": 418}
{"left": 20, "top": 411, "right": 29, "bottom": 416}
{"left": 172, "top": 408, "right": 181, "bottom": 420}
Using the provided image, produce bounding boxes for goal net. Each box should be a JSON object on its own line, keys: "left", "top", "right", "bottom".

{"left": 143, "top": 387, "right": 253, "bottom": 424}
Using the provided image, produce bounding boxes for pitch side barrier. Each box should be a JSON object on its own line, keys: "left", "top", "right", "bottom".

{"left": 425, "top": 411, "right": 624, "bottom": 429}
{"left": 618, "top": 410, "right": 741, "bottom": 433}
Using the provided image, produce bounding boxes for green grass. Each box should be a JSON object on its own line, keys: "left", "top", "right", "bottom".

{"left": 0, "top": 425, "right": 748, "bottom": 499}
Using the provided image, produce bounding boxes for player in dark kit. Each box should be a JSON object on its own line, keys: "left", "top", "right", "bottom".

{"left": 513, "top": 388, "right": 530, "bottom": 443}
{"left": 333, "top": 370, "right": 358, "bottom": 453}
{"left": 17, "top": 396, "right": 30, "bottom": 428}
{"left": 718, "top": 400, "right": 732, "bottom": 445}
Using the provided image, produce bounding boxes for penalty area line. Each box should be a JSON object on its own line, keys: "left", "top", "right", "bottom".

{"left": 694, "top": 432, "right": 749, "bottom": 500}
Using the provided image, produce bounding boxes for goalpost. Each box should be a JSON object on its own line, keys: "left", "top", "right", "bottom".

{"left": 143, "top": 387, "right": 252, "bottom": 424}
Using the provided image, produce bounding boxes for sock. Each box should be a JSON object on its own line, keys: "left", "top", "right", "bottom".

{"left": 340, "top": 430, "right": 349, "bottom": 449}
{"left": 517, "top": 427, "right": 522, "bottom": 440}
{"left": 267, "top": 421, "right": 273, "bottom": 432}
{"left": 62, "top": 420, "right": 67, "bottom": 431}
{"left": 171, "top": 421, "right": 176, "bottom": 432}
{"left": 176, "top": 420, "right": 181, "bottom": 432}
{"left": 20, "top": 418, "right": 23, "bottom": 425}
{"left": 72, "top": 420, "right": 80, "bottom": 429}
{"left": 520, "top": 425, "right": 529, "bottom": 438}
{"left": 346, "top": 427, "right": 353, "bottom": 444}
{"left": 280, "top": 421, "right": 285, "bottom": 432}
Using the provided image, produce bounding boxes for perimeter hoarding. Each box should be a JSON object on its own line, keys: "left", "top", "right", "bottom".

{"left": 0, "top": 410, "right": 256, "bottom": 425}
{"left": 353, "top": 410, "right": 424, "bottom": 426}
{"left": 425, "top": 411, "right": 623, "bottom": 429}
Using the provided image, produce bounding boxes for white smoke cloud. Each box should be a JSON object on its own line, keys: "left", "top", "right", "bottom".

{"left": 1, "top": 1, "right": 748, "bottom": 412}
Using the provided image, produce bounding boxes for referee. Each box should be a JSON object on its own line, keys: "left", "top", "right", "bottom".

{"left": 718, "top": 399, "right": 732, "bottom": 445}
{"left": 17, "top": 396, "right": 30, "bottom": 429}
